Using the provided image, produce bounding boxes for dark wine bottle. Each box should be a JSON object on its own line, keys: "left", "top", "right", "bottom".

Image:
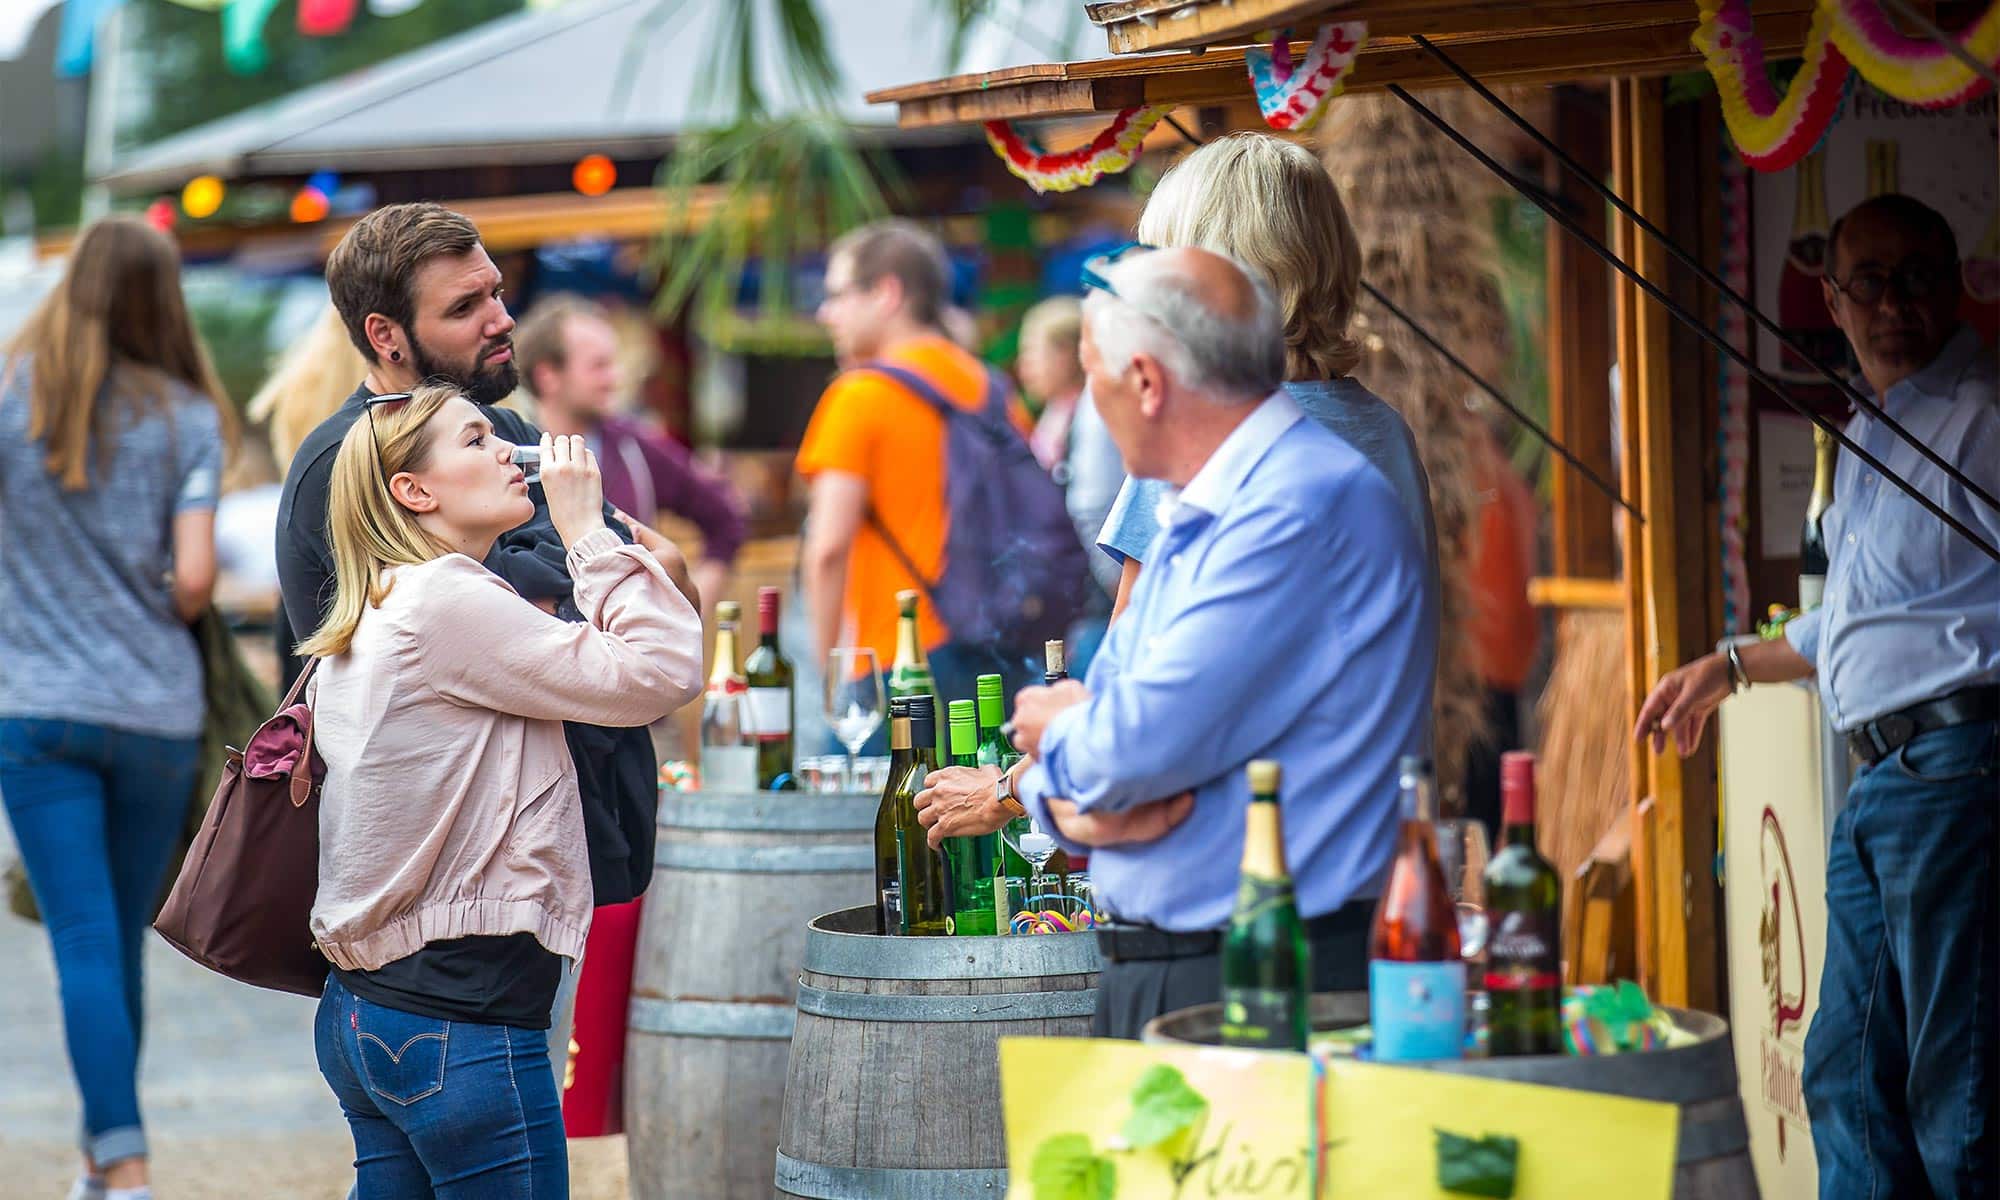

{"left": 889, "top": 695, "right": 952, "bottom": 936}
{"left": 743, "top": 587, "right": 795, "bottom": 790}
{"left": 872, "top": 697, "right": 913, "bottom": 934}
{"left": 1482, "top": 752, "right": 1563, "bottom": 1056}
{"left": 1368, "top": 757, "right": 1464, "bottom": 1061}
{"left": 1221, "top": 760, "right": 1311, "bottom": 1052}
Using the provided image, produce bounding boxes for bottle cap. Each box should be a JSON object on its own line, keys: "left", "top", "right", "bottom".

{"left": 888, "top": 696, "right": 909, "bottom": 717}
{"left": 1044, "top": 639, "right": 1067, "bottom": 675}
{"left": 904, "top": 693, "right": 935, "bottom": 720}
{"left": 948, "top": 699, "right": 978, "bottom": 755}
{"left": 715, "top": 600, "right": 740, "bottom": 624}
{"left": 756, "top": 587, "right": 780, "bottom": 632}
{"left": 1246, "top": 759, "right": 1281, "bottom": 795}
{"left": 1500, "top": 751, "right": 1537, "bottom": 824}
{"left": 896, "top": 589, "right": 920, "bottom": 615}
{"left": 976, "top": 674, "right": 1004, "bottom": 699}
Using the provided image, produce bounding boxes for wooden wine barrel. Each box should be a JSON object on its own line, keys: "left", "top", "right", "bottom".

{"left": 1144, "top": 994, "right": 1758, "bottom": 1199}
{"left": 625, "top": 791, "right": 878, "bottom": 1200}
{"left": 774, "top": 905, "right": 1102, "bottom": 1198}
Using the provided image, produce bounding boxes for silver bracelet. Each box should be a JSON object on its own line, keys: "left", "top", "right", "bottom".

{"left": 1725, "top": 642, "right": 1750, "bottom": 693}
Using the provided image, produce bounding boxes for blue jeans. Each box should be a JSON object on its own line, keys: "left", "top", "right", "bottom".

{"left": 315, "top": 975, "right": 569, "bottom": 1199}
{"left": 1805, "top": 720, "right": 1997, "bottom": 1199}
{"left": 0, "top": 718, "right": 198, "bottom": 1168}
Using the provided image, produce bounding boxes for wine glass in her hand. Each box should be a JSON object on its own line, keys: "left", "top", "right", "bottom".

{"left": 823, "top": 648, "right": 884, "bottom": 792}
{"left": 1432, "top": 818, "right": 1492, "bottom": 963}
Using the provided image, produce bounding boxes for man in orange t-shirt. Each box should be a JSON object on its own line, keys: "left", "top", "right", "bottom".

{"left": 797, "top": 220, "right": 1032, "bottom": 723}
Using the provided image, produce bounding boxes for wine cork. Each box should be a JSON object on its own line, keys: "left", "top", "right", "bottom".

{"left": 1246, "top": 759, "right": 1281, "bottom": 794}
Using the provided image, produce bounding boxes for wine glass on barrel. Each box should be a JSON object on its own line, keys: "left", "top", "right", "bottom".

{"left": 822, "top": 648, "right": 883, "bottom": 793}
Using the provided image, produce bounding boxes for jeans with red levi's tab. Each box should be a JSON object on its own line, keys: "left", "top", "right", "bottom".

{"left": 315, "top": 974, "right": 568, "bottom": 1199}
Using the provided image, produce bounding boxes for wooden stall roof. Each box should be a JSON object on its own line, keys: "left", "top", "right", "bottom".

{"left": 867, "top": 4, "right": 1809, "bottom": 128}
{"left": 1081, "top": 0, "right": 1810, "bottom": 55}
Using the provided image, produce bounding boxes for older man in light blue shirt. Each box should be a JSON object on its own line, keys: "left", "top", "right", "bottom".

{"left": 986, "top": 245, "right": 1435, "bottom": 1039}
{"left": 1636, "top": 194, "right": 1998, "bottom": 1198}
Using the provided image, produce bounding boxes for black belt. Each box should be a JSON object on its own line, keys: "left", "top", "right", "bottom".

{"left": 1095, "top": 897, "right": 1375, "bottom": 964}
{"left": 1847, "top": 685, "right": 1998, "bottom": 767}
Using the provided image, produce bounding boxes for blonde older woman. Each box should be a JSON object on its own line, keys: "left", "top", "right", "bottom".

{"left": 1100, "top": 132, "right": 1438, "bottom": 620}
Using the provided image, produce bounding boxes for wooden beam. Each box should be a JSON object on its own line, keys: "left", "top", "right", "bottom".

{"left": 874, "top": 13, "right": 1812, "bottom": 130}
{"left": 1528, "top": 575, "right": 1626, "bottom": 611}
{"left": 1088, "top": 0, "right": 1813, "bottom": 55}
{"left": 1544, "top": 85, "right": 1619, "bottom": 582}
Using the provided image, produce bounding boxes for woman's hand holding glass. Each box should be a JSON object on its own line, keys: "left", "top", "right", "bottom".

{"left": 539, "top": 433, "right": 606, "bottom": 550}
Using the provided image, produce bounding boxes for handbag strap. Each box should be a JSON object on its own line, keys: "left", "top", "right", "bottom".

{"left": 284, "top": 657, "right": 322, "bottom": 809}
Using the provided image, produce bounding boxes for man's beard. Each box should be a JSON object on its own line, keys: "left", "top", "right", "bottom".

{"left": 407, "top": 330, "right": 518, "bottom": 405}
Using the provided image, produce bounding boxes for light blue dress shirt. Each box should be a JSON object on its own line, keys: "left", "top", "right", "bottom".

{"left": 1784, "top": 326, "right": 2000, "bottom": 730}
{"left": 1020, "top": 392, "right": 1437, "bottom": 931}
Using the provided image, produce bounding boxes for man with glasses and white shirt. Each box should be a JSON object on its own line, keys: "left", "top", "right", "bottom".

{"left": 1636, "top": 194, "right": 1998, "bottom": 1197}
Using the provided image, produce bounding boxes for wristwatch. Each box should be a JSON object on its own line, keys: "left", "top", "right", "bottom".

{"left": 994, "top": 768, "right": 1027, "bottom": 819}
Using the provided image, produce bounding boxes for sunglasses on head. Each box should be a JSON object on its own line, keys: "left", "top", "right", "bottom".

{"left": 1079, "top": 241, "right": 1157, "bottom": 302}
{"left": 363, "top": 392, "right": 414, "bottom": 495}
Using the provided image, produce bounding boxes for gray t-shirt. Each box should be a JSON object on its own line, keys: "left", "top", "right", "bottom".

{"left": 0, "top": 358, "right": 223, "bottom": 739}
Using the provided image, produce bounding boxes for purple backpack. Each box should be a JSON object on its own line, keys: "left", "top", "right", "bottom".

{"left": 860, "top": 362, "right": 1091, "bottom": 652}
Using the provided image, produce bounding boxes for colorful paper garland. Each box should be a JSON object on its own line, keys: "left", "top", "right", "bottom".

{"left": 1244, "top": 21, "right": 1367, "bottom": 132}
{"left": 1694, "top": 0, "right": 1851, "bottom": 172}
{"left": 1827, "top": 0, "right": 2000, "bottom": 107}
{"left": 983, "top": 105, "right": 1173, "bottom": 194}
{"left": 1697, "top": 0, "right": 2000, "bottom": 170}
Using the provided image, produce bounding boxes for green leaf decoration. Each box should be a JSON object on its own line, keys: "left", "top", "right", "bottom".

{"left": 1118, "top": 1064, "right": 1211, "bottom": 1151}
{"left": 1031, "top": 1133, "right": 1117, "bottom": 1200}
{"left": 1434, "top": 1128, "right": 1520, "bottom": 1198}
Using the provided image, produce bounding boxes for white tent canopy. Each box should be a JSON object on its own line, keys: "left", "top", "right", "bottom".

{"left": 98, "top": 0, "right": 1097, "bottom": 193}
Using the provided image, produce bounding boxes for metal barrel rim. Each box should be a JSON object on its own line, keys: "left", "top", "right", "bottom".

{"left": 802, "top": 905, "right": 1103, "bottom": 981}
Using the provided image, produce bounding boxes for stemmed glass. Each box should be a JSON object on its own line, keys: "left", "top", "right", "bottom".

{"left": 822, "top": 648, "right": 884, "bottom": 793}
{"left": 1433, "top": 818, "right": 1492, "bottom": 963}
{"left": 1003, "top": 817, "right": 1061, "bottom": 907}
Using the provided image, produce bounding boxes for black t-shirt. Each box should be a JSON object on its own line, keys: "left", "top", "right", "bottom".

{"left": 334, "top": 934, "right": 561, "bottom": 1029}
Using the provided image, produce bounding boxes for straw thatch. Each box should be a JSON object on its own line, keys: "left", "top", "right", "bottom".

{"left": 1320, "top": 90, "right": 1513, "bottom": 809}
{"left": 1534, "top": 610, "right": 1633, "bottom": 884}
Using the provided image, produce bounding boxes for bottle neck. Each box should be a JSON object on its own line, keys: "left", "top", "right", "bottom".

{"left": 708, "top": 625, "right": 740, "bottom": 688}
{"left": 895, "top": 610, "right": 926, "bottom": 670}
{"left": 976, "top": 693, "right": 1005, "bottom": 732}
{"left": 1807, "top": 431, "right": 1835, "bottom": 521}
{"left": 1501, "top": 819, "right": 1538, "bottom": 849}
{"left": 1240, "top": 799, "right": 1289, "bottom": 881}
{"left": 889, "top": 715, "right": 912, "bottom": 755}
{"left": 908, "top": 718, "right": 937, "bottom": 761}
{"left": 1399, "top": 776, "right": 1437, "bottom": 824}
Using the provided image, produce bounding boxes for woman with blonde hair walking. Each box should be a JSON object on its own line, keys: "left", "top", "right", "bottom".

{"left": 299, "top": 381, "right": 701, "bottom": 1197}
{"left": 0, "top": 215, "right": 234, "bottom": 1200}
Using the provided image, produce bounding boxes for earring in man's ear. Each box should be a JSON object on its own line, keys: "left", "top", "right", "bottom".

{"left": 390, "top": 350, "right": 402, "bottom": 363}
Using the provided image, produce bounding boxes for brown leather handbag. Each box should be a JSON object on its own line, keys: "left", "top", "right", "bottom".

{"left": 155, "top": 658, "right": 329, "bottom": 997}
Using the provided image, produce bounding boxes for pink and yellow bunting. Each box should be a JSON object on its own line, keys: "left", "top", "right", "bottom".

{"left": 983, "top": 105, "right": 1173, "bottom": 194}
{"left": 1826, "top": 0, "right": 2000, "bottom": 108}
{"left": 1694, "top": 0, "right": 1850, "bottom": 172}
{"left": 1244, "top": 21, "right": 1367, "bottom": 132}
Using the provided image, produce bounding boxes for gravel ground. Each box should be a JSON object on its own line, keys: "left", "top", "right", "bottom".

{"left": 0, "top": 819, "right": 630, "bottom": 1200}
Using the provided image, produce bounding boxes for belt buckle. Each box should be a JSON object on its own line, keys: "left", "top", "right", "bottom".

{"left": 1876, "top": 713, "right": 1917, "bottom": 756}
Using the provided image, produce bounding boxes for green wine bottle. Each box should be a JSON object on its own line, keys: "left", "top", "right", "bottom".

{"left": 943, "top": 700, "right": 1005, "bottom": 936}
{"left": 872, "top": 696, "right": 913, "bottom": 935}
{"left": 890, "top": 695, "right": 952, "bottom": 936}
{"left": 974, "top": 674, "right": 1031, "bottom": 882}
{"left": 743, "top": 587, "right": 795, "bottom": 790}
{"left": 1221, "top": 760, "right": 1312, "bottom": 1052}
{"left": 888, "top": 589, "right": 944, "bottom": 759}
{"left": 1483, "top": 751, "right": 1564, "bottom": 1056}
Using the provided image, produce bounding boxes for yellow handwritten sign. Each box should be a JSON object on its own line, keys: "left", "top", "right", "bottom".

{"left": 1001, "top": 1037, "right": 1316, "bottom": 1200}
{"left": 1319, "top": 1059, "right": 1679, "bottom": 1199}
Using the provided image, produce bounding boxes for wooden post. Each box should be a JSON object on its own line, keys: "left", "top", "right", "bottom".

{"left": 1610, "top": 78, "right": 1723, "bottom": 1012}
{"left": 1545, "top": 85, "right": 1617, "bottom": 581}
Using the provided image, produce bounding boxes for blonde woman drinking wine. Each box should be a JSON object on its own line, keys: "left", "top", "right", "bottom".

{"left": 298, "top": 383, "right": 702, "bottom": 1197}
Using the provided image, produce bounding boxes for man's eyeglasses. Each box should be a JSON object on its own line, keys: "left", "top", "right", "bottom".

{"left": 1828, "top": 259, "right": 1951, "bottom": 306}
{"left": 363, "top": 392, "right": 413, "bottom": 495}
{"left": 1079, "top": 241, "right": 1156, "bottom": 301}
